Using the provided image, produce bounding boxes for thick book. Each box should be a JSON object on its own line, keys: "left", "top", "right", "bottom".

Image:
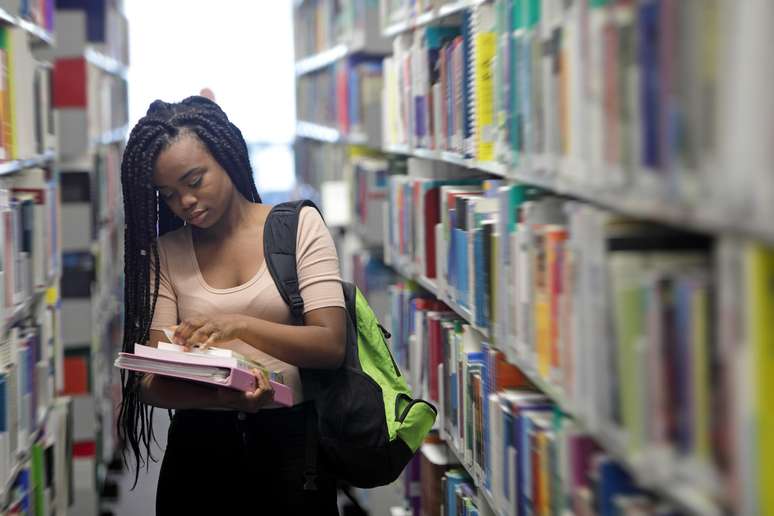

{"left": 114, "top": 344, "right": 293, "bottom": 406}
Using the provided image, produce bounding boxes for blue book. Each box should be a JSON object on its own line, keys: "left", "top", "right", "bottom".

{"left": 445, "top": 469, "right": 469, "bottom": 516}
{"left": 639, "top": 0, "right": 661, "bottom": 169}
{"left": 516, "top": 406, "right": 553, "bottom": 514}
{"left": 473, "top": 228, "right": 486, "bottom": 326}
{"left": 674, "top": 277, "right": 693, "bottom": 454}
{"left": 596, "top": 457, "right": 640, "bottom": 516}
{"left": 455, "top": 228, "right": 469, "bottom": 307}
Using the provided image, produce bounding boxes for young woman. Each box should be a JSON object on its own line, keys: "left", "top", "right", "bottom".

{"left": 118, "top": 96, "right": 346, "bottom": 514}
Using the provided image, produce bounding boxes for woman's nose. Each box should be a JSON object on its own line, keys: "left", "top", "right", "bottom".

{"left": 181, "top": 193, "right": 197, "bottom": 209}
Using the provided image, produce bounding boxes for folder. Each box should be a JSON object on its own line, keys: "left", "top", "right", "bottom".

{"left": 114, "top": 346, "right": 294, "bottom": 407}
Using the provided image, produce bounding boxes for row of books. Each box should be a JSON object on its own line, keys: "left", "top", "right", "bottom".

{"left": 0, "top": 170, "right": 61, "bottom": 321}
{"left": 382, "top": 156, "right": 774, "bottom": 512}
{"left": 296, "top": 56, "right": 383, "bottom": 140}
{"left": 388, "top": 283, "right": 695, "bottom": 515}
{"left": 380, "top": 1, "right": 771, "bottom": 219}
{"left": 294, "top": 0, "right": 389, "bottom": 61}
{"left": 0, "top": 24, "right": 56, "bottom": 162}
{"left": 0, "top": 288, "right": 68, "bottom": 511}
{"left": 5, "top": 397, "right": 72, "bottom": 516}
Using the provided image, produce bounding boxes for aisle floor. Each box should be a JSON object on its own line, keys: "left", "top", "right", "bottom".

{"left": 107, "top": 408, "right": 169, "bottom": 516}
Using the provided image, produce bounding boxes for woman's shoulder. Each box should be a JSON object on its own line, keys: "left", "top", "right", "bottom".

{"left": 157, "top": 225, "right": 190, "bottom": 254}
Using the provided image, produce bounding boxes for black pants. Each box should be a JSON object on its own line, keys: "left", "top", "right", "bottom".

{"left": 156, "top": 403, "right": 339, "bottom": 515}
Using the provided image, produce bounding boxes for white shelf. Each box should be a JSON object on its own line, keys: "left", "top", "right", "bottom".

{"left": 296, "top": 120, "right": 369, "bottom": 145}
{"left": 93, "top": 125, "right": 128, "bottom": 147}
{"left": 381, "top": 146, "right": 774, "bottom": 245}
{"left": 294, "top": 44, "right": 349, "bottom": 76}
{"left": 84, "top": 47, "right": 128, "bottom": 79}
{"left": 0, "top": 8, "right": 54, "bottom": 46}
{"left": 383, "top": 0, "right": 490, "bottom": 37}
{"left": 2, "top": 278, "right": 58, "bottom": 334}
{"left": 17, "top": 17, "right": 54, "bottom": 46}
{"left": 0, "top": 150, "right": 56, "bottom": 177}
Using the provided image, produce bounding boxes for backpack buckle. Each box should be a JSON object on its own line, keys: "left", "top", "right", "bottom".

{"left": 289, "top": 293, "right": 305, "bottom": 318}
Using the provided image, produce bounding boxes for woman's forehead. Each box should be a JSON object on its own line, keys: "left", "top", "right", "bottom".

{"left": 153, "top": 134, "right": 209, "bottom": 185}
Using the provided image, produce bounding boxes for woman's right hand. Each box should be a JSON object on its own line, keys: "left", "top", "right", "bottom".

{"left": 218, "top": 368, "right": 275, "bottom": 413}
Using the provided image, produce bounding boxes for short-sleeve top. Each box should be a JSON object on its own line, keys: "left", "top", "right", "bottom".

{"left": 150, "top": 206, "right": 345, "bottom": 407}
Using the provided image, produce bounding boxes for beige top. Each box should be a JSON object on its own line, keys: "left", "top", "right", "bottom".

{"left": 150, "top": 206, "right": 345, "bottom": 406}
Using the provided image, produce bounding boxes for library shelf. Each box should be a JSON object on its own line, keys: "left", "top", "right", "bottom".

{"left": 0, "top": 8, "right": 54, "bottom": 46}
{"left": 17, "top": 18, "right": 54, "bottom": 46}
{"left": 296, "top": 120, "right": 369, "bottom": 145}
{"left": 382, "top": 146, "right": 774, "bottom": 245}
{"left": 3, "top": 278, "right": 58, "bottom": 335}
{"left": 383, "top": 0, "right": 490, "bottom": 38}
{"left": 0, "top": 150, "right": 56, "bottom": 177}
{"left": 386, "top": 260, "right": 723, "bottom": 516}
{"left": 94, "top": 125, "right": 128, "bottom": 147}
{"left": 84, "top": 47, "right": 128, "bottom": 79}
{"left": 294, "top": 43, "right": 349, "bottom": 76}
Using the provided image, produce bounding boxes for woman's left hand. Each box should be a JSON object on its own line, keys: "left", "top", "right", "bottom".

{"left": 172, "top": 314, "right": 246, "bottom": 350}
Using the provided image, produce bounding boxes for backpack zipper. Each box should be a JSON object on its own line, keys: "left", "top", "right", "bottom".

{"left": 397, "top": 398, "right": 438, "bottom": 423}
{"left": 378, "top": 325, "right": 401, "bottom": 376}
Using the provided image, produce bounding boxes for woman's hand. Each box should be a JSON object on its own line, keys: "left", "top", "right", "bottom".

{"left": 172, "top": 314, "right": 246, "bottom": 350}
{"left": 218, "top": 368, "right": 275, "bottom": 413}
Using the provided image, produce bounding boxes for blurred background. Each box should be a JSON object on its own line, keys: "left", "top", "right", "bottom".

{"left": 0, "top": 0, "right": 773, "bottom": 515}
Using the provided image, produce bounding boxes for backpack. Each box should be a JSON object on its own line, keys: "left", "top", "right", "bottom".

{"left": 263, "top": 200, "right": 437, "bottom": 489}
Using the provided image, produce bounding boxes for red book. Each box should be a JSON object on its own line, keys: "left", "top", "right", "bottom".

{"left": 63, "top": 355, "right": 89, "bottom": 395}
{"left": 53, "top": 57, "right": 87, "bottom": 108}
{"left": 424, "top": 187, "right": 440, "bottom": 278}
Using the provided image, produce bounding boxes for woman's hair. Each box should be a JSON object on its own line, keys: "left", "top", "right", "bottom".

{"left": 118, "top": 96, "right": 261, "bottom": 485}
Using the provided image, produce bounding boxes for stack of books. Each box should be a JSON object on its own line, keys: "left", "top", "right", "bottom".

{"left": 114, "top": 343, "right": 294, "bottom": 407}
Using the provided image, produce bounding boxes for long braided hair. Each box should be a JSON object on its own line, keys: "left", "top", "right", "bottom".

{"left": 118, "top": 96, "right": 261, "bottom": 484}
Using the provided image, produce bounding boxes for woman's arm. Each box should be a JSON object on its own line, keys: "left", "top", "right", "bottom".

{"left": 173, "top": 306, "right": 347, "bottom": 369}
{"left": 138, "top": 329, "right": 272, "bottom": 411}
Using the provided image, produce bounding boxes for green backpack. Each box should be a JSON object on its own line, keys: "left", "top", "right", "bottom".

{"left": 263, "top": 200, "right": 437, "bottom": 489}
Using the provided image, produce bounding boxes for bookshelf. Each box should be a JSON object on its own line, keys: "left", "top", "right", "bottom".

{"left": 38, "top": 1, "right": 129, "bottom": 514}
{"left": 302, "top": 0, "right": 771, "bottom": 515}
{"left": 0, "top": 0, "right": 80, "bottom": 513}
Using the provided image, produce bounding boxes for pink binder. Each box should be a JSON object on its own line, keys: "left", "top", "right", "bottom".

{"left": 114, "top": 353, "right": 294, "bottom": 407}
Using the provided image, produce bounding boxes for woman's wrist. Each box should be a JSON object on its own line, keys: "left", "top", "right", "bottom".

{"left": 232, "top": 314, "right": 249, "bottom": 342}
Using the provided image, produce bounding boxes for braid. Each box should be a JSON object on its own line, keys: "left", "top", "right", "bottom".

{"left": 117, "top": 96, "right": 261, "bottom": 486}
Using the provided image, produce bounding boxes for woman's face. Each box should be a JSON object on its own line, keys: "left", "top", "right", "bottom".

{"left": 152, "top": 132, "right": 235, "bottom": 229}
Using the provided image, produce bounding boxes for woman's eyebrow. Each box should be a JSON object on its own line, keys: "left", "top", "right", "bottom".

{"left": 178, "top": 166, "right": 206, "bottom": 183}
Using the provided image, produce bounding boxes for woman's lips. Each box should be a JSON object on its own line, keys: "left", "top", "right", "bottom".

{"left": 188, "top": 209, "right": 207, "bottom": 224}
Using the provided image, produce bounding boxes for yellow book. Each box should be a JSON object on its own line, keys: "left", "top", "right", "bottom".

{"left": 534, "top": 229, "right": 550, "bottom": 377}
{"left": 749, "top": 245, "right": 774, "bottom": 515}
{"left": 537, "top": 430, "right": 550, "bottom": 516}
{"left": 473, "top": 7, "right": 496, "bottom": 162}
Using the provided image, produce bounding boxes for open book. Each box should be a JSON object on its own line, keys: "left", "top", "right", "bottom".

{"left": 114, "top": 343, "right": 293, "bottom": 407}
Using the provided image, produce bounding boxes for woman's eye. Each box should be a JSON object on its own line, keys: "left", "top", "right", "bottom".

{"left": 189, "top": 177, "right": 202, "bottom": 188}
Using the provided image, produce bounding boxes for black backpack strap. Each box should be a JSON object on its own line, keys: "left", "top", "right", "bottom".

{"left": 263, "top": 200, "right": 322, "bottom": 325}
{"left": 263, "top": 199, "right": 323, "bottom": 491}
